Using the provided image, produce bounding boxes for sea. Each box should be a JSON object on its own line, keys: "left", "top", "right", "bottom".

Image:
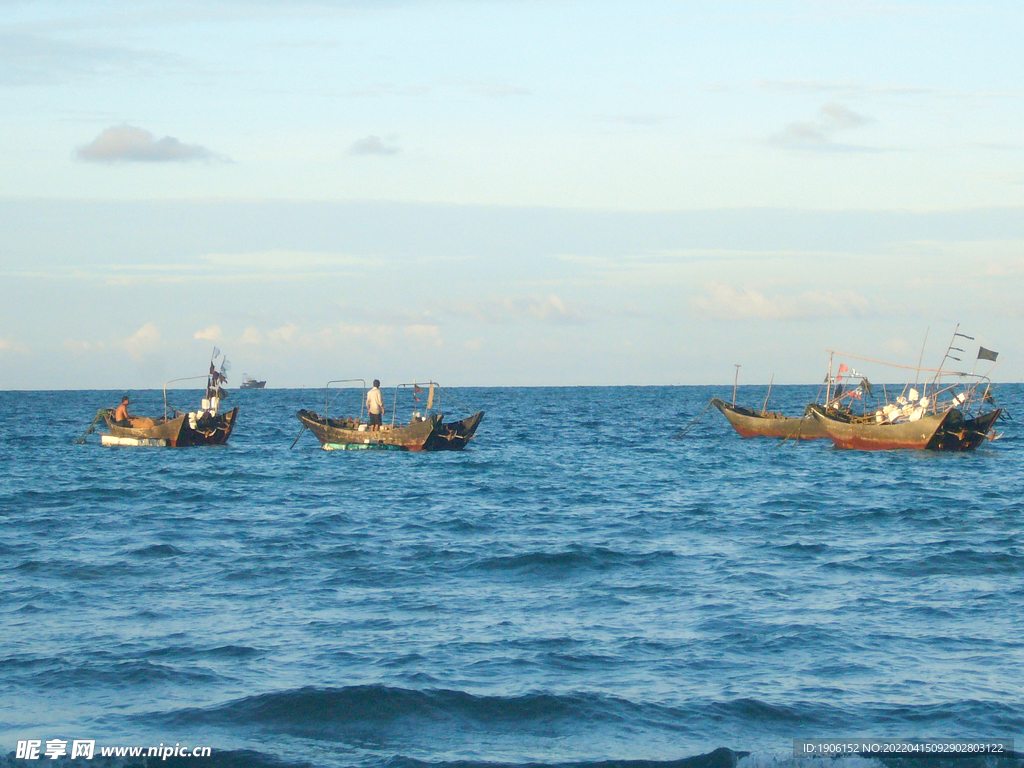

{"left": 2, "top": 384, "right": 1023, "bottom": 768}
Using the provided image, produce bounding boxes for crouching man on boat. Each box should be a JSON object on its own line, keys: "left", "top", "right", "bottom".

{"left": 113, "top": 396, "right": 134, "bottom": 426}
{"left": 366, "top": 379, "right": 386, "bottom": 431}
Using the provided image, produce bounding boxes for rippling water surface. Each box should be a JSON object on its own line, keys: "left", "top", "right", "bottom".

{"left": 2, "top": 385, "right": 1023, "bottom": 768}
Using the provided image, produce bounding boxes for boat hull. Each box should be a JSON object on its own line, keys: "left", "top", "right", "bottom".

{"left": 422, "top": 411, "right": 485, "bottom": 450}
{"left": 296, "top": 410, "right": 483, "bottom": 452}
{"left": 808, "top": 404, "right": 1000, "bottom": 451}
{"left": 710, "top": 397, "right": 825, "bottom": 440}
{"left": 927, "top": 409, "right": 1002, "bottom": 451}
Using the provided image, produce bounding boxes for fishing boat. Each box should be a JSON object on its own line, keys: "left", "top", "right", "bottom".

{"left": 101, "top": 405, "right": 238, "bottom": 447}
{"left": 295, "top": 379, "right": 483, "bottom": 452}
{"left": 711, "top": 398, "right": 826, "bottom": 440}
{"left": 707, "top": 368, "right": 828, "bottom": 440}
{"left": 88, "top": 353, "right": 239, "bottom": 447}
{"left": 240, "top": 374, "right": 266, "bottom": 389}
{"left": 808, "top": 403, "right": 1000, "bottom": 451}
{"left": 808, "top": 328, "right": 1002, "bottom": 451}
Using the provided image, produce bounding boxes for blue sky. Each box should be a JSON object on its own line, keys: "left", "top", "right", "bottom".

{"left": 1, "top": 0, "right": 1021, "bottom": 388}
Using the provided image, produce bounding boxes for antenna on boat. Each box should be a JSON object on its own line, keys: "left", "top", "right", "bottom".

{"left": 732, "top": 365, "right": 740, "bottom": 406}
{"left": 826, "top": 352, "right": 834, "bottom": 405}
{"left": 915, "top": 326, "right": 928, "bottom": 392}
{"left": 761, "top": 374, "right": 774, "bottom": 415}
{"left": 930, "top": 324, "right": 973, "bottom": 396}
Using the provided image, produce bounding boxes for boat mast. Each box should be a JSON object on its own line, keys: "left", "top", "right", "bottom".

{"left": 825, "top": 352, "right": 833, "bottom": 405}
{"left": 761, "top": 374, "right": 774, "bottom": 415}
{"left": 930, "top": 323, "right": 972, "bottom": 402}
{"left": 915, "top": 326, "right": 928, "bottom": 395}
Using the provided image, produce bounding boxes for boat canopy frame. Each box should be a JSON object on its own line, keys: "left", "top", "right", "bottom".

{"left": 323, "top": 379, "right": 368, "bottom": 421}
{"left": 389, "top": 381, "right": 441, "bottom": 428}
{"left": 161, "top": 374, "right": 214, "bottom": 420}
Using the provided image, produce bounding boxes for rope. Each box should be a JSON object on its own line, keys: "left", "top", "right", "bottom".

{"left": 777, "top": 418, "right": 810, "bottom": 448}
{"left": 673, "top": 400, "right": 713, "bottom": 439}
{"left": 432, "top": 384, "right": 473, "bottom": 414}
{"left": 73, "top": 409, "right": 110, "bottom": 444}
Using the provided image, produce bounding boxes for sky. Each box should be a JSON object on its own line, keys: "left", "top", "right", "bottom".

{"left": 1, "top": 0, "right": 1022, "bottom": 389}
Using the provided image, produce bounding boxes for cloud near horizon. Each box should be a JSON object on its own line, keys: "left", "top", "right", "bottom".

{"left": 0, "top": 337, "right": 28, "bottom": 354}
{"left": 78, "top": 125, "right": 221, "bottom": 163}
{"left": 240, "top": 327, "right": 264, "bottom": 345}
{"left": 120, "top": 322, "right": 162, "bottom": 361}
{"left": 447, "top": 294, "right": 589, "bottom": 325}
{"left": 348, "top": 135, "right": 400, "bottom": 156}
{"left": 693, "top": 283, "right": 870, "bottom": 321}
{"left": 769, "top": 103, "right": 877, "bottom": 151}
{"left": 194, "top": 325, "right": 223, "bottom": 342}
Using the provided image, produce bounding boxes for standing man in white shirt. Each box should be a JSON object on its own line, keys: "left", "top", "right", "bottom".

{"left": 366, "top": 379, "right": 385, "bottom": 431}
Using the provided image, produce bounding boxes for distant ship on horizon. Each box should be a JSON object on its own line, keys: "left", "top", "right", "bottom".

{"left": 240, "top": 374, "right": 267, "bottom": 390}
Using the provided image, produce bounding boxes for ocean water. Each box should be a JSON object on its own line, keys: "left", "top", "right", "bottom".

{"left": 1, "top": 384, "right": 1023, "bottom": 768}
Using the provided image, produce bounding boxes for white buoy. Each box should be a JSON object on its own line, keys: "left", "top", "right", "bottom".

{"left": 101, "top": 435, "right": 168, "bottom": 447}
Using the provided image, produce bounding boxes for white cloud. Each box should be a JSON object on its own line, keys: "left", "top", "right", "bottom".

{"left": 268, "top": 322, "right": 300, "bottom": 344}
{"left": 194, "top": 325, "right": 223, "bottom": 341}
{"left": 120, "top": 322, "right": 161, "bottom": 361}
{"left": 755, "top": 79, "right": 941, "bottom": 97}
{"left": 0, "top": 33, "right": 183, "bottom": 87}
{"left": 769, "top": 103, "right": 878, "bottom": 152}
{"left": 403, "top": 324, "right": 443, "bottom": 347}
{"left": 693, "top": 282, "right": 870, "bottom": 321}
{"left": 63, "top": 339, "right": 105, "bottom": 353}
{"left": 449, "top": 294, "right": 589, "bottom": 324}
{"left": 470, "top": 81, "right": 529, "bottom": 97}
{"left": 313, "top": 323, "right": 394, "bottom": 348}
{"left": 349, "top": 135, "right": 400, "bottom": 156}
{"left": 240, "top": 327, "right": 264, "bottom": 345}
{"left": 274, "top": 321, "right": 445, "bottom": 351}
{"left": 0, "top": 337, "right": 28, "bottom": 354}
{"left": 77, "top": 125, "right": 221, "bottom": 163}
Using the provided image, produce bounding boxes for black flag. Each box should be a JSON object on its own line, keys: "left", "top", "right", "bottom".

{"left": 977, "top": 347, "right": 999, "bottom": 362}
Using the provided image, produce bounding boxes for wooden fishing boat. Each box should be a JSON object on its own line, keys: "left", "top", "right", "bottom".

{"left": 710, "top": 397, "right": 826, "bottom": 440}
{"left": 807, "top": 403, "right": 1001, "bottom": 451}
{"left": 808, "top": 328, "right": 1004, "bottom": 451}
{"left": 295, "top": 378, "right": 483, "bottom": 452}
{"left": 92, "top": 352, "right": 239, "bottom": 447}
{"left": 102, "top": 407, "right": 238, "bottom": 447}
{"left": 296, "top": 409, "right": 483, "bottom": 451}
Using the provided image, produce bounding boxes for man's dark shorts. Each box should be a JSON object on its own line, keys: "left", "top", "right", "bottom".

{"left": 369, "top": 412, "right": 382, "bottom": 427}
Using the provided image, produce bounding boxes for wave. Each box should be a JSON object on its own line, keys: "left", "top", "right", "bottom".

{"left": 156, "top": 685, "right": 662, "bottom": 732}
{"left": 22, "top": 658, "right": 224, "bottom": 688}
{"left": 148, "top": 685, "right": 1024, "bottom": 744}
{"left": 472, "top": 547, "right": 677, "bottom": 575}
{"left": 127, "top": 543, "right": 185, "bottom": 558}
